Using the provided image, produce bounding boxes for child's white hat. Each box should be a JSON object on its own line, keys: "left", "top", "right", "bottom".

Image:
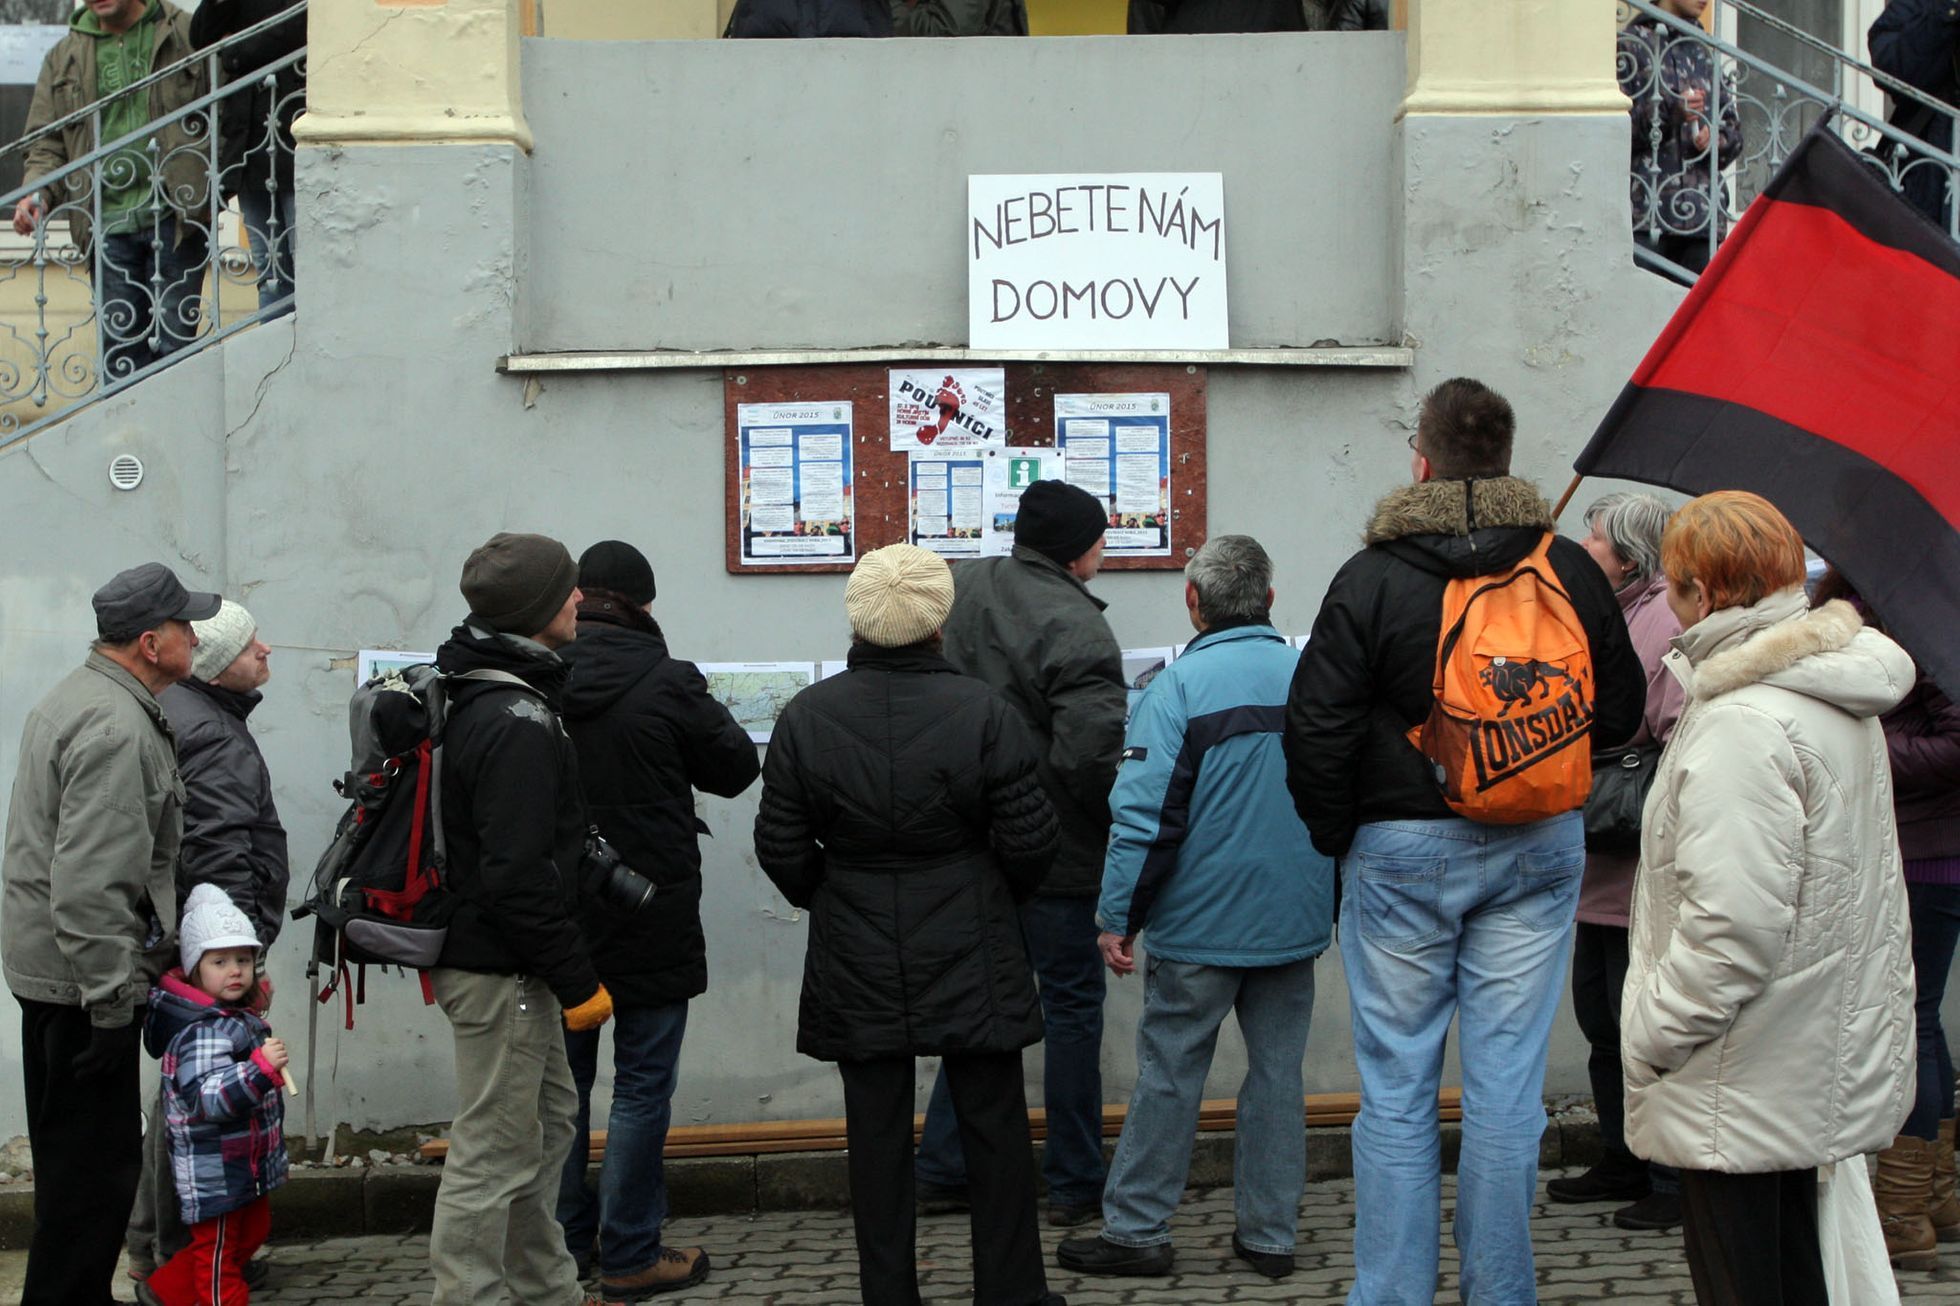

{"left": 178, "top": 883, "right": 260, "bottom": 975}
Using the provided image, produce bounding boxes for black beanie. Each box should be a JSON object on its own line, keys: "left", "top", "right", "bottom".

{"left": 1013, "top": 480, "right": 1107, "bottom": 566}
{"left": 578, "top": 540, "right": 656, "bottom": 606}
{"left": 460, "top": 532, "right": 577, "bottom": 636}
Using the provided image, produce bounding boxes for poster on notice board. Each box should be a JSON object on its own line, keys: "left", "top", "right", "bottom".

{"left": 737, "top": 401, "right": 855, "bottom": 567}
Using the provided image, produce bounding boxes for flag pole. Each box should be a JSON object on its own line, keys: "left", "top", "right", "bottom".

{"left": 1551, "top": 474, "right": 1583, "bottom": 522}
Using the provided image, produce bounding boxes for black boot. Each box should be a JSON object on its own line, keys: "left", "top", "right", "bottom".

{"left": 1054, "top": 1236, "right": 1175, "bottom": 1277}
{"left": 1545, "top": 1164, "right": 1651, "bottom": 1205}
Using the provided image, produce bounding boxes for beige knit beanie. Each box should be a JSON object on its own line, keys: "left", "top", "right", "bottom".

{"left": 191, "top": 600, "right": 257, "bottom": 682}
{"left": 845, "top": 545, "right": 955, "bottom": 648}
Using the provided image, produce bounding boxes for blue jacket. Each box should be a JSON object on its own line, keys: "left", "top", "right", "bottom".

{"left": 1096, "top": 623, "right": 1335, "bottom": 966}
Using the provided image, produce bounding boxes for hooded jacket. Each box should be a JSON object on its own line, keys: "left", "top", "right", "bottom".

{"left": 940, "top": 545, "right": 1126, "bottom": 896}
{"left": 1884, "top": 677, "right": 1960, "bottom": 865}
{"left": 1622, "top": 594, "right": 1916, "bottom": 1173}
{"left": 431, "top": 621, "right": 600, "bottom": 1011}
{"left": 187, "top": 0, "right": 305, "bottom": 201}
{"left": 753, "top": 642, "right": 1059, "bottom": 1062}
{"left": 145, "top": 968, "right": 288, "bottom": 1224}
{"left": 1284, "top": 477, "right": 1645, "bottom": 857}
{"left": 559, "top": 605, "right": 761, "bottom": 1007}
{"left": 158, "top": 677, "right": 289, "bottom": 948}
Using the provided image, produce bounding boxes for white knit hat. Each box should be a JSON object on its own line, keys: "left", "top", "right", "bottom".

{"left": 845, "top": 544, "right": 955, "bottom": 648}
{"left": 178, "top": 883, "right": 260, "bottom": 974}
{"left": 190, "top": 601, "right": 256, "bottom": 682}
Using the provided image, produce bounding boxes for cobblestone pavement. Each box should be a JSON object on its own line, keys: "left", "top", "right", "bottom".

{"left": 6, "top": 1167, "right": 1960, "bottom": 1302}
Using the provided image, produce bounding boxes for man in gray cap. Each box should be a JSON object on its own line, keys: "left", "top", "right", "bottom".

{"left": 2, "top": 561, "right": 218, "bottom": 1304}
{"left": 425, "top": 532, "right": 618, "bottom": 1306}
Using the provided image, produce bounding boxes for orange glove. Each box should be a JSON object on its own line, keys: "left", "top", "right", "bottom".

{"left": 563, "top": 984, "right": 613, "bottom": 1032}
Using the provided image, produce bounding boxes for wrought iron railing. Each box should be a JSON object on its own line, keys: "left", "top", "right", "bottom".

{"left": 1620, "top": 0, "right": 1959, "bottom": 284}
{"left": 0, "top": 0, "right": 304, "bottom": 448}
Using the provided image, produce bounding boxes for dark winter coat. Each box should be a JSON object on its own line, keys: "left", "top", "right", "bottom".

{"left": 157, "top": 678, "right": 288, "bottom": 948}
{"left": 188, "top": 0, "right": 304, "bottom": 200}
{"left": 1127, "top": 0, "right": 1303, "bottom": 32}
{"left": 1330, "top": 0, "right": 1387, "bottom": 29}
{"left": 753, "top": 643, "right": 1059, "bottom": 1063}
{"left": 559, "top": 604, "right": 761, "bottom": 1008}
{"left": 145, "top": 969, "right": 288, "bottom": 1224}
{"left": 1885, "top": 677, "right": 1960, "bottom": 863}
{"left": 891, "top": 0, "right": 1027, "bottom": 35}
{"left": 725, "top": 0, "right": 892, "bottom": 37}
{"left": 432, "top": 622, "right": 600, "bottom": 1011}
{"left": 940, "top": 546, "right": 1125, "bottom": 897}
{"left": 1284, "top": 477, "right": 1645, "bottom": 858}
{"left": 1619, "top": 13, "right": 1744, "bottom": 240}
{"left": 1869, "top": 0, "right": 1960, "bottom": 228}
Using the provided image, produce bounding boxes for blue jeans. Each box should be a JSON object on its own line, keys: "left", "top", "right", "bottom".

{"left": 1905, "top": 880, "right": 1960, "bottom": 1141}
{"left": 237, "top": 183, "right": 297, "bottom": 307}
{"left": 1101, "top": 956, "right": 1316, "bottom": 1253}
{"left": 916, "top": 895, "right": 1107, "bottom": 1207}
{"left": 97, "top": 217, "right": 208, "bottom": 383}
{"left": 556, "top": 1001, "right": 688, "bottom": 1278}
{"left": 1342, "top": 812, "right": 1584, "bottom": 1306}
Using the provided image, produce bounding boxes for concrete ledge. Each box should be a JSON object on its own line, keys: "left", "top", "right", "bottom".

{"left": 0, "top": 1114, "right": 1609, "bottom": 1246}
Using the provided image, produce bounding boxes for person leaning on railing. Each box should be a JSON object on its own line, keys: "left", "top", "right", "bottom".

{"left": 12, "top": 0, "right": 211, "bottom": 382}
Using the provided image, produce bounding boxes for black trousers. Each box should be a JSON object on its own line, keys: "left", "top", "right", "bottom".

{"left": 1678, "top": 1168, "right": 1828, "bottom": 1306}
{"left": 18, "top": 997, "right": 144, "bottom": 1306}
{"left": 1571, "top": 922, "right": 1641, "bottom": 1177}
{"left": 838, "top": 1052, "right": 1048, "bottom": 1306}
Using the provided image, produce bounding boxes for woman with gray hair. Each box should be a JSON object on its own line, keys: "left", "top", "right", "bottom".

{"left": 1545, "top": 492, "right": 1688, "bottom": 1230}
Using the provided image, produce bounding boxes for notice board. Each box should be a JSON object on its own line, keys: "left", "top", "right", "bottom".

{"left": 724, "top": 362, "right": 1207, "bottom": 575}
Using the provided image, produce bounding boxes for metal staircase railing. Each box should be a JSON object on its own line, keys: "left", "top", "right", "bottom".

{"left": 0, "top": 0, "right": 304, "bottom": 450}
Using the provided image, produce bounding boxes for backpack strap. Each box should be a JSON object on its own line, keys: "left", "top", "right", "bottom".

{"left": 422, "top": 669, "right": 548, "bottom": 882}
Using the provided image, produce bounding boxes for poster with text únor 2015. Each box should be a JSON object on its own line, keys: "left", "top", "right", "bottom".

{"left": 908, "top": 454, "right": 987, "bottom": 558}
{"left": 1055, "top": 392, "right": 1172, "bottom": 557}
{"left": 737, "top": 402, "right": 855, "bottom": 567}
{"left": 888, "top": 368, "right": 1007, "bottom": 453}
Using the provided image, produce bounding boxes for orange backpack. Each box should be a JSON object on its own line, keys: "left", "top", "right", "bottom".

{"left": 1406, "top": 534, "right": 1596, "bottom": 824}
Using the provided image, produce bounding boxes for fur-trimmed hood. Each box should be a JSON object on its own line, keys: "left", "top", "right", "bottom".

{"left": 1363, "top": 476, "right": 1555, "bottom": 545}
{"left": 1676, "top": 592, "right": 1916, "bottom": 717}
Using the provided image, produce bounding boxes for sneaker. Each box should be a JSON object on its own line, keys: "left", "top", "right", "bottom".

{"left": 1231, "top": 1232, "right": 1295, "bottom": 1278}
{"left": 1046, "top": 1200, "right": 1100, "bottom": 1228}
{"left": 1613, "top": 1191, "right": 1685, "bottom": 1231}
{"left": 600, "top": 1246, "right": 711, "bottom": 1299}
{"left": 1545, "top": 1165, "right": 1651, "bottom": 1205}
{"left": 915, "top": 1179, "right": 971, "bottom": 1215}
{"left": 1054, "top": 1235, "right": 1174, "bottom": 1276}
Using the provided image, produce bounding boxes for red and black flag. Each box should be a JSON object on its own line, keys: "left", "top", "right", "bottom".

{"left": 1576, "top": 121, "right": 1960, "bottom": 701}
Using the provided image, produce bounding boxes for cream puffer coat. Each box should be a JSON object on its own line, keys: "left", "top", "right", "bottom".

{"left": 1622, "top": 591, "right": 1916, "bottom": 1174}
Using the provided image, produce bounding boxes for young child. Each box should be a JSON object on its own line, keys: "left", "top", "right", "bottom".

{"left": 138, "top": 883, "right": 290, "bottom": 1306}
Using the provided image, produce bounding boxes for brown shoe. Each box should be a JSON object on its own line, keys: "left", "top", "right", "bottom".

{"left": 600, "top": 1247, "right": 712, "bottom": 1299}
{"left": 1933, "top": 1127, "right": 1960, "bottom": 1243}
{"left": 1876, "top": 1134, "right": 1941, "bottom": 1271}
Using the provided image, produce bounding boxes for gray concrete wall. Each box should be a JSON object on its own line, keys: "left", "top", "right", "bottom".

{"left": 3, "top": 34, "right": 1897, "bottom": 1145}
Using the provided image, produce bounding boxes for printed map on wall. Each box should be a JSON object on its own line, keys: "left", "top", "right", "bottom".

{"left": 699, "top": 661, "right": 816, "bottom": 744}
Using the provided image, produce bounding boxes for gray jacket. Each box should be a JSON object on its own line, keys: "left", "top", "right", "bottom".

{"left": 941, "top": 546, "right": 1125, "bottom": 897}
{"left": 2, "top": 651, "right": 184, "bottom": 1027}
{"left": 158, "top": 678, "right": 288, "bottom": 947}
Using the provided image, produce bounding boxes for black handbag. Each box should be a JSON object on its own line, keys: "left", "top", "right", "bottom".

{"left": 1583, "top": 745, "right": 1661, "bottom": 854}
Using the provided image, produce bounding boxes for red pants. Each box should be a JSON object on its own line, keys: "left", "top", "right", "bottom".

{"left": 145, "top": 1196, "right": 270, "bottom": 1306}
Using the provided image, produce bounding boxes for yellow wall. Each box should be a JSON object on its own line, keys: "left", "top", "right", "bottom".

{"left": 1029, "top": 0, "right": 1127, "bottom": 36}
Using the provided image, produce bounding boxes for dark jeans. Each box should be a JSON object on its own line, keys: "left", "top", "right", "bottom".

{"left": 97, "top": 217, "right": 209, "bottom": 383}
{"left": 237, "top": 183, "right": 297, "bottom": 306}
{"left": 916, "top": 894, "right": 1107, "bottom": 1207}
{"left": 1635, "top": 231, "right": 1714, "bottom": 285}
{"left": 1906, "top": 881, "right": 1960, "bottom": 1140}
{"left": 1571, "top": 922, "right": 1679, "bottom": 1194}
{"left": 556, "top": 1001, "right": 688, "bottom": 1277}
{"left": 841, "top": 1052, "right": 1049, "bottom": 1306}
{"left": 1678, "top": 1167, "right": 1827, "bottom": 1306}
{"left": 18, "top": 997, "right": 144, "bottom": 1306}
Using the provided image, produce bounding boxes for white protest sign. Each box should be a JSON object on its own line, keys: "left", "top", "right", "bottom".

{"left": 968, "top": 173, "right": 1227, "bottom": 351}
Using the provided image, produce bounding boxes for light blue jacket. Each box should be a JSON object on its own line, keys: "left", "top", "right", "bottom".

{"left": 1096, "top": 624, "right": 1335, "bottom": 966}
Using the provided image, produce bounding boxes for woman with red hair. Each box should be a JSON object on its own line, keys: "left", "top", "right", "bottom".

{"left": 1621, "top": 490, "right": 1918, "bottom": 1304}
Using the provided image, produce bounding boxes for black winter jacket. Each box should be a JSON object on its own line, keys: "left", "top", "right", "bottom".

{"left": 1284, "top": 477, "right": 1644, "bottom": 858}
{"left": 725, "top": 0, "right": 893, "bottom": 36}
{"left": 941, "top": 546, "right": 1125, "bottom": 897}
{"left": 1869, "top": 0, "right": 1960, "bottom": 228}
{"left": 753, "top": 643, "right": 1059, "bottom": 1062}
{"left": 157, "top": 678, "right": 288, "bottom": 948}
{"left": 1886, "top": 677, "right": 1960, "bottom": 863}
{"left": 1330, "top": 0, "right": 1387, "bottom": 29}
{"left": 560, "top": 604, "right": 761, "bottom": 1008}
{"left": 188, "top": 0, "right": 305, "bottom": 199}
{"left": 432, "top": 622, "right": 600, "bottom": 1011}
{"left": 1128, "top": 0, "right": 1304, "bottom": 32}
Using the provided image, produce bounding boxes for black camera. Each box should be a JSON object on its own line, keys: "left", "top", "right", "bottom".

{"left": 580, "top": 829, "right": 656, "bottom": 914}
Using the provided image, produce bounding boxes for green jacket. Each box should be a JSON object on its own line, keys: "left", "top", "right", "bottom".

{"left": 21, "top": 1, "right": 210, "bottom": 255}
{"left": 2, "top": 651, "right": 184, "bottom": 1028}
{"left": 941, "top": 546, "right": 1125, "bottom": 896}
{"left": 891, "top": 0, "right": 1028, "bottom": 33}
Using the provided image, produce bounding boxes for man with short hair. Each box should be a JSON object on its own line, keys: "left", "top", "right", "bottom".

{"left": 1058, "top": 534, "right": 1336, "bottom": 1281}
{"left": 14, "top": 0, "right": 212, "bottom": 379}
{"left": 1284, "top": 378, "right": 1643, "bottom": 1303}
{"left": 2, "top": 561, "right": 219, "bottom": 1304}
{"left": 427, "top": 532, "right": 618, "bottom": 1306}
{"left": 914, "top": 479, "right": 1128, "bottom": 1226}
